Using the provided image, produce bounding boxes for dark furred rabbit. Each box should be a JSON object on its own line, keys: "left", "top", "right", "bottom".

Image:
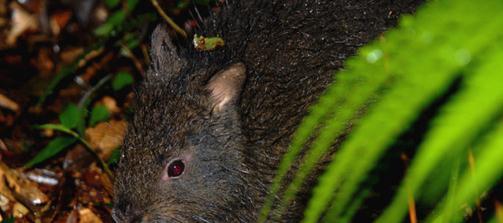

{"left": 113, "top": 1, "right": 423, "bottom": 222}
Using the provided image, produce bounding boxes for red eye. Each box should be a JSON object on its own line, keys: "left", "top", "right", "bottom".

{"left": 167, "top": 160, "right": 185, "bottom": 177}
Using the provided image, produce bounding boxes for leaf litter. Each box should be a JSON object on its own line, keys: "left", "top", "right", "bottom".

{"left": 0, "top": 0, "right": 218, "bottom": 221}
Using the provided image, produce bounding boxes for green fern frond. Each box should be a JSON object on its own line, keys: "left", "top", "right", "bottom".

{"left": 378, "top": 45, "right": 503, "bottom": 223}
{"left": 274, "top": 38, "right": 396, "bottom": 219}
{"left": 259, "top": 18, "right": 396, "bottom": 223}
{"left": 430, "top": 119, "right": 503, "bottom": 222}
{"left": 276, "top": 0, "right": 503, "bottom": 222}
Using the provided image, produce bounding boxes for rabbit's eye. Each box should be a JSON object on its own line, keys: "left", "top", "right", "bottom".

{"left": 167, "top": 159, "right": 185, "bottom": 178}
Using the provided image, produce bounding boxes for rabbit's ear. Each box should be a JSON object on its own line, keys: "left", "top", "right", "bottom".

{"left": 148, "top": 24, "right": 187, "bottom": 79}
{"left": 206, "top": 63, "right": 247, "bottom": 112}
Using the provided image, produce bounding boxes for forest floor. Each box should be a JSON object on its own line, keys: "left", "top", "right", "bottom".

{"left": 0, "top": 0, "right": 208, "bottom": 221}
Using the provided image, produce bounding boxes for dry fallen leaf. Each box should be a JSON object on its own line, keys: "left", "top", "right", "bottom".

{"left": 0, "top": 93, "right": 19, "bottom": 112}
{"left": 7, "top": 2, "right": 39, "bottom": 46}
{"left": 0, "top": 194, "right": 9, "bottom": 212}
{"left": 13, "top": 202, "right": 29, "bottom": 218}
{"left": 85, "top": 120, "right": 127, "bottom": 160}
{"left": 60, "top": 47, "right": 84, "bottom": 64}
{"left": 0, "top": 161, "right": 50, "bottom": 218}
{"left": 0, "top": 139, "right": 8, "bottom": 151}
{"left": 50, "top": 10, "right": 72, "bottom": 36}
{"left": 79, "top": 208, "right": 103, "bottom": 223}
{"left": 97, "top": 96, "right": 120, "bottom": 114}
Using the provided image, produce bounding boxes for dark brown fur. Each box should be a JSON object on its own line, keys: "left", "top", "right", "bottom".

{"left": 113, "top": 0, "right": 423, "bottom": 222}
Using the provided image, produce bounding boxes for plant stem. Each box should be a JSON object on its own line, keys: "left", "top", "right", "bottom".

{"left": 76, "top": 137, "right": 114, "bottom": 179}
{"left": 150, "top": 0, "right": 188, "bottom": 38}
{"left": 38, "top": 124, "right": 114, "bottom": 179}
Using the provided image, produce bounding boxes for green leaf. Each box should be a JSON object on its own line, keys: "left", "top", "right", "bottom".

{"left": 121, "top": 33, "right": 141, "bottom": 50}
{"left": 36, "top": 124, "right": 77, "bottom": 136}
{"left": 176, "top": 0, "right": 190, "bottom": 9}
{"left": 428, "top": 120, "right": 503, "bottom": 223}
{"left": 259, "top": 51, "right": 377, "bottom": 222}
{"left": 273, "top": 45, "right": 393, "bottom": 219}
{"left": 1, "top": 217, "right": 14, "bottom": 223}
{"left": 59, "top": 104, "right": 84, "bottom": 129}
{"left": 292, "top": 0, "right": 503, "bottom": 222}
{"left": 112, "top": 71, "right": 134, "bottom": 91}
{"left": 193, "top": 34, "right": 225, "bottom": 51}
{"left": 487, "top": 214, "right": 502, "bottom": 223}
{"left": 37, "top": 124, "right": 113, "bottom": 177}
{"left": 89, "top": 105, "right": 110, "bottom": 127}
{"left": 94, "top": 11, "right": 126, "bottom": 37}
{"left": 108, "top": 149, "right": 121, "bottom": 165}
{"left": 24, "top": 137, "right": 77, "bottom": 168}
{"left": 36, "top": 62, "right": 79, "bottom": 107}
{"left": 378, "top": 44, "right": 503, "bottom": 223}
{"left": 105, "top": 0, "right": 120, "bottom": 8}
{"left": 127, "top": 0, "right": 139, "bottom": 12}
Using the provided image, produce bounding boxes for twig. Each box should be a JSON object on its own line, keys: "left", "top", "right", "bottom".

{"left": 120, "top": 43, "right": 145, "bottom": 77}
{"left": 150, "top": 0, "right": 188, "bottom": 38}
{"left": 77, "top": 136, "right": 114, "bottom": 179}
{"left": 78, "top": 74, "right": 113, "bottom": 108}
{"left": 141, "top": 44, "right": 150, "bottom": 67}
{"left": 401, "top": 153, "right": 417, "bottom": 223}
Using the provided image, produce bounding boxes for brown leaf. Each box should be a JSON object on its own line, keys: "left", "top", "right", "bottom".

{"left": 0, "top": 93, "right": 19, "bottom": 112}
{"left": 0, "top": 194, "right": 9, "bottom": 212}
{"left": 13, "top": 202, "right": 29, "bottom": 218}
{"left": 97, "top": 96, "right": 120, "bottom": 114}
{"left": 50, "top": 10, "right": 72, "bottom": 36}
{"left": 85, "top": 120, "right": 126, "bottom": 160}
{"left": 7, "top": 2, "right": 39, "bottom": 46}
{"left": 60, "top": 47, "right": 84, "bottom": 64}
{"left": 78, "top": 208, "right": 103, "bottom": 223}
{"left": 0, "top": 161, "right": 50, "bottom": 215}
